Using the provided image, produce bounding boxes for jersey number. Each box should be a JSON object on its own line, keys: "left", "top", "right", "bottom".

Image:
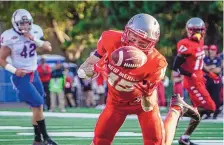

{"left": 194, "top": 52, "right": 205, "bottom": 70}
{"left": 108, "top": 72, "right": 134, "bottom": 92}
{"left": 20, "top": 43, "right": 36, "bottom": 58}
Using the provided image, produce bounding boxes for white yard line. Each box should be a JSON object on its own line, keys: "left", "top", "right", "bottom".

{"left": 0, "top": 111, "right": 222, "bottom": 122}
{"left": 16, "top": 132, "right": 223, "bottom": 140}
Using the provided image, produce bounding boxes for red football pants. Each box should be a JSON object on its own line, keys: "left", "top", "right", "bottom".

{"left": 184, "top": 79, "right": 216, "bottom": 111}
{"left": 92, "top": 104, "right": 165, "bottom": 145}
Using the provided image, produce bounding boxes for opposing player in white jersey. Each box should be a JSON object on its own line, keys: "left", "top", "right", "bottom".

{"left": 0, "top": 9, "right": 57, "bottom": 145}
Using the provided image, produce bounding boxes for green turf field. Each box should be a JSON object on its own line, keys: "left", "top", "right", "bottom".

{"left": 0, "top": 108, "right": 223, "bottom": 145}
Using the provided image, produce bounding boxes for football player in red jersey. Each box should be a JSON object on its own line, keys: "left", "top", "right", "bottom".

{"left": 173, "top": 17, "right": 218, "bottom": 145}
{"left": 78, "top": 14, "right": 200, "bottom": 145}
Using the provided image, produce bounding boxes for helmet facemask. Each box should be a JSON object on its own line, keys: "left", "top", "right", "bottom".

{"left": 187, "top": 27, "right": 205, "bottom": 42}
{"left": 122, "top": 27, "right": 158, "bottom": 55}
{"left": 16, "top": 17, "right": 32, "bottom": 33}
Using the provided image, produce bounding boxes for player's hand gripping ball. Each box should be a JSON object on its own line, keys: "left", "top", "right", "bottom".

{"left": 111, "top": 46, "right": 147, "bottom": 69}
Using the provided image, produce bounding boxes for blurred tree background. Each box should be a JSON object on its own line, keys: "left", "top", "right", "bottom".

{"left": 0, "top": 1, "right": 223, "bottom": 73}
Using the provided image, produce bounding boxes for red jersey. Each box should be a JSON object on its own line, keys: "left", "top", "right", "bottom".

{"left": 37, "top": 64, "right": 51, "bottom": 82}
{"left": 97, "top": 30, "right": 167, "bottom": 105}
{"left": 177, "top": 38, "right": 205, "bottom": 78}
{"left": 96, "top": 73, "right": 104, "bottom": 86}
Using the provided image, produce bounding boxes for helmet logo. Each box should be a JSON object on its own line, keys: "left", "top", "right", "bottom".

{"left": 21, "top": 15, "right": 28, "bottom": 21}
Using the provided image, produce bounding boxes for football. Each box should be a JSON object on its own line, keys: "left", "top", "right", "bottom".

{"left": 111, "top": 46, "right": 147, "bottom": 69}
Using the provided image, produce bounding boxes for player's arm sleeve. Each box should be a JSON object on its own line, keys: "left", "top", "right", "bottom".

{"left": 210, "top": 58, "right": 222, "bottom": 74}
{"left": 173, "top": 54, "right": 192, "bottom": 77}
{"left": 147, "top": 65, "right": 167, "bottom": 92}
{"left": 216, "top": 58, "right": 222, "bottom": 67}
{"left": 139, "top": 59, "right": 168, "bottom": 96}
{"left": 0, "top": 31, "right": 13, "bottom": 49}
{"left": 94, "top": 33, "right": 107, "bottom": 58}
{"left": 172, "top": 43, "right": 192, "bottom": 77}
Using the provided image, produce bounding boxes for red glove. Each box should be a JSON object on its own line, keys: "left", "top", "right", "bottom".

{"left": 93, "top": 63, "right": 108, "bottom": 79}
{"left": 134, "top": 80, "right": 157, "bottom": 97}
{"left": 208, "top": 72, "right": 220, "bottom": 84}
{"left": 93, "top": 54, "right": 110, "bottom": 80}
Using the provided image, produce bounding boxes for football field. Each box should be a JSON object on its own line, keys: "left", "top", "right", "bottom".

{"left": 0, "top": 108, "right": 223, "bottom": 145}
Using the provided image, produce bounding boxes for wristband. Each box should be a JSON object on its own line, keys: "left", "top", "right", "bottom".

{"left": 77, "top": 68, "right": 87, "bottom": 78}
{"left": 5, "top": 64, "right": 17, "bottom": 74}
{"left": 33, "top": 38, "right": 44, "bottom": 47}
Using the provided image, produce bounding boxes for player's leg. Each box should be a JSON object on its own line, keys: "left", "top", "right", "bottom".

{"left": 58, "top": 90, "right": 66, "bottom": 112}
{"left": 179, "top": 83, "right": 215, "bottom": 145}
{"left": 163, "top": 94, "right": 200, "bottom": 145}
{"left": 138, "top": 104, "right": 165, "bottom": 145}
{"left": 12, "top": 74, "right": 45, "bottom": 144}
{"left": 32, "top": 117, "right": 42, "bottom": 145}
{"left": 91, "top": 106, "right": 127, "bottom": 145}
{"left": 163, "top": 107, "right": 180, "bottom": 145}
{"left": 67, "top": 92, "right": 76, "bottom": 107}
{"left": 50, "top": 92, "right": 57, "bottom": 111}
{"left": 32, "top": 71, "right": 57, "bottom": 145}
{"left": 179, "top": 92, "right": 201, "bottom": 145}
{"left": 43, "top": 82, "right": 50, "bottom": 110}
{"left": 208, "top": 81, "right": 221, "bottom": 119}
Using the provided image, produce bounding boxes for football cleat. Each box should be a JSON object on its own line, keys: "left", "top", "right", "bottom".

{"left": 43, "top": 138, "right": 58, "bottom": 145}
{"left": 179, "top": 138, "right": 198, "bottom": 145}
{"left": 170, "top": 94, "right": 201, "bottom": 121}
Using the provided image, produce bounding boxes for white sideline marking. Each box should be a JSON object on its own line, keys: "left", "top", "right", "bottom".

{"left": 0, "top": 126, "right": 32, "bottom": 130}
{"left": 17, "top": 132, "right": 142, "bottom": 137}
{"left": 0, "top": 111, "right": 223, "bottom": 122}
{"left": 17, "top": 132, "right": 223, "bottom": 139}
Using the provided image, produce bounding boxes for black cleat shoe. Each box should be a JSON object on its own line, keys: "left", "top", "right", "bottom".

{"left": 179, "top": 138, "right": 198, "bottom": 145}
{"left": 170, "top": 94, "right": 201, "bottom": 121}
{"left": 203, "top": 114, "right": 211, "bottom": 120}
{"left": 43, "top": 138, "right": 58, "bottom": 145}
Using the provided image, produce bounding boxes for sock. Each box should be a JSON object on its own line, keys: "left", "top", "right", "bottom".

{"left": 37, "top": 119, "right": 49, "bottom": 140}
{"left": 33, "top": 125, "right": 41, "bottom": 142}
{"left": 181, "top": 135, "right": 190, "bottom": 139}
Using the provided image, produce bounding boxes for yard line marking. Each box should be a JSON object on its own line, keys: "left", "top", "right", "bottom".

{"left": 16, "top": 132, "right": 223, "bottom": 139}
{"left": 0, "top": 126, "right": 32, "bottom": 130}
{"left": 0, "top": 138, "right": 223, "bottom": 145}
{"left": 17, "top": 132, "right": 142, "bottom": 137}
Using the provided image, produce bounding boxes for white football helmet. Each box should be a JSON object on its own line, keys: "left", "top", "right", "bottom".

{"left": 11, "top": 9, "right": 33, "bottom": 33}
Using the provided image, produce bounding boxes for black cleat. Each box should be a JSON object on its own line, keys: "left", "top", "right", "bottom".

{"left": 170, "top": 94, "right": 201, "bottom": 121}
{"left": 43, "top": 138, "right": 58, "bottom": 145}
{"left": 179, "top": 138, "right": 198, "bottom": 145}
